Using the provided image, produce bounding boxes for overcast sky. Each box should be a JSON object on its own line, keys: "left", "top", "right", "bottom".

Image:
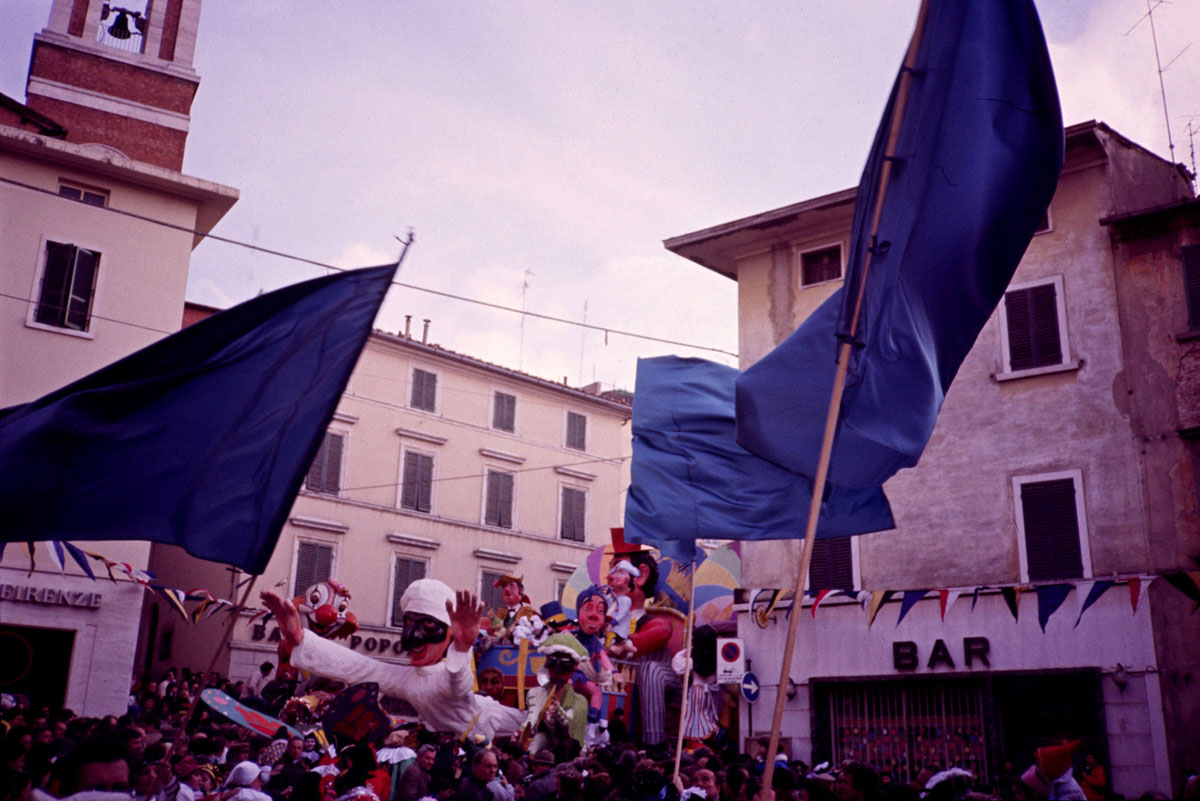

{"left": 4, "top": 1, "right": 1198, "bottom": 392}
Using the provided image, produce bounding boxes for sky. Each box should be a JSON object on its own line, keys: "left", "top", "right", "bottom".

{"left": 3, "top": 0, "right": 1199, "bottom": 392}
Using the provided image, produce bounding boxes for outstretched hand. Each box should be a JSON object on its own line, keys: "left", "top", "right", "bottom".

{"left": 260, "top": 590, "right": 304, "bottom": 650}
{"left": 448, "top": 590, "right": 486, "bottom": 652}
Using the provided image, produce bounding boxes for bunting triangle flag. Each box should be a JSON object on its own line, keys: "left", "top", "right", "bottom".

{"left": 972, "top": 586, "right": 988, "bottom": 611}
{"left": 868, "top": 590, "right": 895, "bottom": 629}
{"left": 939, "top": 589, "right": 962, "bottom": 621}
{"left": 156, "top": 586, "right": 189, "bottom": 621}
{"left": 1130, "top": 576, "right": 1151, "bottom": 613}
{"left": 1074, "top": 580, "right": 1113, "bottom": 627}
{"left": 62, "top": 542, "right": 96, "bottom": 580}
{"left": 896, "top": 590, "right": 929, "bottom": 627}
{"left": 46, "top": 541, "right": 66, "bottom": 573}
{"left": 1000, "top": 586, "right": 1020, "bottom": 621}
{"left": 1036, "top": 584, "right": 1073, "bottom": 632}
{"left": 811, "top": 589, "right": 835, "bottom": 618}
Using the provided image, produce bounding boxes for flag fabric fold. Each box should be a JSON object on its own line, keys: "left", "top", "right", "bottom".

{"left": 735, "top": 0, "right": 1064, "bottom": 489}
{"left": 624, "top": 357, "right": 894, "bottom": 551}
{"left": 0, "top": 262, "right": 398, "bottom": 574}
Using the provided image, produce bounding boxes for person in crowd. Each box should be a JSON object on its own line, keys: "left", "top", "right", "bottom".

{"left": 456, "top": 749, "right": 499, "bottom": 801}
{"left": 1077, "top": 754, "right": 1105, "bottom": 801}
{"left": 49, "top": 736, "right": 132, "bottom": 796}
{"left": 833, "top": 762, "right": 881, "bottom": 801}
{"left": 242, "top": 665, "right": 275, "bottom": 704}
{"left": 183, "top": 764, "right": 218, "bottom": 798}
{"left": 395, "top": 745, "right": 434, "bottom": 801}
{"left": 221, "top": 762, "right": 273, "bottom": 801}
{"left": 1020, "top": 742, "right": 1086, "bottom": 801}
{"left": 476, "top": 670, "right": 507, "bottom": 706}
{"left": 522, "top": 750, "right": 558, "bottom": 801}
{"left": 261, "top": 582, "right": 525, "bottom": 741}
{"left": 265, "top": 737, "right": 308, "bottom": 799}
{"left": 331, "top": 744, "right": 389, "bottom": 801}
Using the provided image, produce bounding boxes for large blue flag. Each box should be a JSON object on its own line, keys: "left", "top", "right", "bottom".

{"left": 735, "top": 0, "right": 1063, "bottom": 489}
{"left": 625, "top": 356, "right": 895, "bottom": 552}
{"left": 0, "top": 263, "right": 397, "bottom": 574}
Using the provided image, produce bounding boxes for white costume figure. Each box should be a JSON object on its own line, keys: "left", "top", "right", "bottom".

{"left": 262, "top": 580, "right": 525, "bottom": 740}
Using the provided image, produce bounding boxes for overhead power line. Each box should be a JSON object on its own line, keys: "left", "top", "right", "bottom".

{"left": 0, "top": 175, "right": 738, "bottom": 358}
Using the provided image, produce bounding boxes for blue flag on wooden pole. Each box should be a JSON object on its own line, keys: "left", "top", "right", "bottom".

{"left": 627, "top": 0, "right": 1061, "bottom": 548}
{"left": 735, "top": 0, "right": 1063, "bottom": 489}
{"left": 0, "top": 262, "right": 398, "bottom": 574}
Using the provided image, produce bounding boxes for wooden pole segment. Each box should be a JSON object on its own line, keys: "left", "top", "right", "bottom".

{"left": 757, "top": 0, "right": 932, "bottom": 796}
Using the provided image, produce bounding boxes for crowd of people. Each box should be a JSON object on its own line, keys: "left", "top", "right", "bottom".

{"left": 6, "top": 682, "right": 1189, "bottom": 801}
{"left": 3, "top": 542, "right": 1194, "bottom": 801}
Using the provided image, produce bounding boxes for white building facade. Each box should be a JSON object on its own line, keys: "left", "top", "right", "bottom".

{"left": 143, "top": 329, "right": 633, "bottom": 683}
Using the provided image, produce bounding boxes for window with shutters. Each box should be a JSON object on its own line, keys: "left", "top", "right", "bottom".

{"left": 389, "top": 556, "right": 428, "bottom": 627}
{"left": 400, "top": 451, "right": 434, "bottom": 513}
{"left": 998, "top": 276, "right": 1072, "bottom": 376}
{"left": 1183, "top": 245, "right": 1200, "bottom": 331}
{"left": 800, "top": 244, "right": 843, "bottom": 286}
{"left": 305, "top": 431, "right": 345, "bottom": 495}
{"left": 560, "top": 486, "right": 586, "bottom": 542}
{"left": 484, "top": 470, "right": 515, "bottom": 528}
{"left": 32, "top": 241, "right": 100, "bottom": 332}
{"left": 493, "top": 391, "right": 517, "bottom": 432}
{"left": 566, "top": 412, "right": 587, "bottom": 451}
{"left": 480, "top": 570, "right": 507, "bottom": 611}
{"left": 410, "top": 368, "right": 437, "bottom": 412}
{"left": 293, "top": 541, "right": 334, "bottom": 596}
{"left": 1013, "top": 470, "right": 1091, "bottom": 583}
{"left": 808, "top": 538, "right": 854, "bottom": 591}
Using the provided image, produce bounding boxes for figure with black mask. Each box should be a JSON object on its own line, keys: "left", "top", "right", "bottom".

{"left": 521, "top": 633, "right": 589, "bottom": 757}
{"left": 260, "top": 580, "right": 526, "bottom": 739}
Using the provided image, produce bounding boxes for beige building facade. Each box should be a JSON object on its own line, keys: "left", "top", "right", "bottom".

{"left": 0, "top": 0, "right": 235, "bottom": 716}
{"left": 145, "top": 329, "right": 633, "bottom": 684}
{"left": 666, "top": 122, "right": 1199, "bottom": 797}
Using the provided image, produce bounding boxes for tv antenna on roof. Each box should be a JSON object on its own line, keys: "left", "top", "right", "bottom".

{"left": 1127, "top": 0, "right": 1192, "bottom": 194}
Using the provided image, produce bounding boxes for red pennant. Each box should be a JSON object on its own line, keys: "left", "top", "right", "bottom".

{"left": 811, "top": 589, "right": 833, "bottom": 618}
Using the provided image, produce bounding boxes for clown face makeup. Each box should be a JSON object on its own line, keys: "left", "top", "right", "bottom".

{"left": 500, "top": 581, "right": 523, "bottom": 609}
{"left": 401, "top": 611, "right": 451, "bottom": 666}
{"left": 606, "top": 565, "right": 632, "bottom": 594}
{"left": 577, "top": 594, "right": 608, "bottom": 636}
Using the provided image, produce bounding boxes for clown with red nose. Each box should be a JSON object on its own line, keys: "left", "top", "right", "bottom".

{"left": 261, "top": 579, "right": 526, "bottom": 740}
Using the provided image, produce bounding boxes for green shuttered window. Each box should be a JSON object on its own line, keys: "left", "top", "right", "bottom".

{"left": 306, "top": 431, "right": 344, "bottom": 494}
{"left": 400, "top": 451, "right": 434, "bottom": 512}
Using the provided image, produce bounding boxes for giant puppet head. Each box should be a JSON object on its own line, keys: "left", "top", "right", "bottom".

{"left": 398, "top": 578, "right": 455, "bottom": 667}
{"left": 493, "top": 574, "right": 527, "bottom": 610}
{"left": 296, "top": 580, "right": 358, "bottom": 640}
{"left": 574, "top": 585, "right": 609, "bottom": 637}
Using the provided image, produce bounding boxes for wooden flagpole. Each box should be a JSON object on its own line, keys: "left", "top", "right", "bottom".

{"left": 171, "top": 574, "right": 260, "bottom": 755}
{"left": 672, "top": 563, "right": 699, "bottom": 782}
{"left": 757, "top": 1, "right": 932, "bottom": 796}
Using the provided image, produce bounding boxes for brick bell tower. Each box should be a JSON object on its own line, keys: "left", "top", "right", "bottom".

{"left": 24, "top": 0, "right": 204, "bottom": 171}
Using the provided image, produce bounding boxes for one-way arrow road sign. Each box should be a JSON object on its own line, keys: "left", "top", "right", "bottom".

{"left": 741, "top": 671, "right": 760, "bottom": 703}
